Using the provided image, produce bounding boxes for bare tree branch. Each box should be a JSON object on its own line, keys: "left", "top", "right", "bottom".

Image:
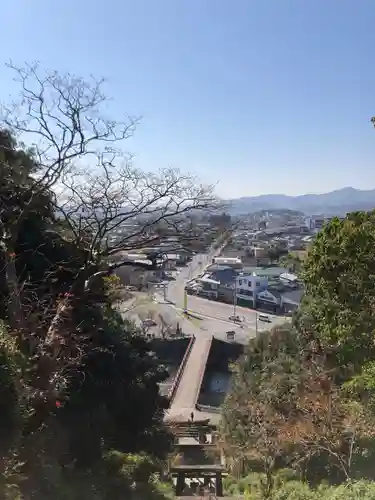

{"left": 1, "top": 61, "right": 138, "bottom": 193}
{"left": 0, "top": 63, "right": 221, "bottom": 417}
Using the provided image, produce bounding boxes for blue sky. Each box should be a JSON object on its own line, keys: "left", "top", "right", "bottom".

{"left": 1, "top": 0, "right": 375, "bottom": 198}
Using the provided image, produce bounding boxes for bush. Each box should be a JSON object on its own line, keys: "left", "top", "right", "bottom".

{"left": 269, "top": 481, "right": 321, "bottom": 500}
{"left": 230, "top": 475, "right": 375, "bottom": 500}
{"left": 328, "top": 480, "right": 375, "bottom": 500}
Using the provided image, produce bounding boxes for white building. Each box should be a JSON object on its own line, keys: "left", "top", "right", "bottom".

{"left": 213, "top": 256, "right": 242, "bottom": 269}
{"left": 234, "top": 273, "right": 284, "bottom": 310}
{"left": 235, "top": 274, "right": 268, "bottom": 302}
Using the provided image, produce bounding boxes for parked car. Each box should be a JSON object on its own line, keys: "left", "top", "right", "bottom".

{"left": 229, "top": 315, "right": 242, "bottom": 323}
{"left": 142, "top": 318, "right": 157, "bottom": 327}
{"left": 258, "top": 314, "right": 271, "bottom": 323}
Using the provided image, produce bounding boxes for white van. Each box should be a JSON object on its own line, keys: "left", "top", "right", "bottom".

{"left": 258, "top": 314, "right": 271, "bottom": 323}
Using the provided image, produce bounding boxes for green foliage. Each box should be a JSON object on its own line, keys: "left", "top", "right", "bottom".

{"left": 299, "top": 211, "right": 375, "bottom": 369}
{"left": 344, "top": 361, "right": 375, "bottom": 412}
{"left": 58, "top": 306, "right": 172, "bottom": 467}
{"left": 0, "top": 129, "right": 173, "bottom": 498}
{"left": 226, "top": 474, "right": 375, "bottom": 500}
{"left": 222, "top": 210, "right": 375, "bottom": 497}
{"left": 0, "top": 323, "right": 23, "bottom": 456}
{"left": 278, "top": 252, "right": 303, "bottom": 273}
{"left": 221, "top": 323, "right": 306, "bottom": 461}
{"left": 268, "top": 245, "right": 289, "bottom": 262}
{"left": 328, "top": 480, "right": 375, "bottom": 500}
{"left": 1, "top": 452, "right": 174, "bottom": 500}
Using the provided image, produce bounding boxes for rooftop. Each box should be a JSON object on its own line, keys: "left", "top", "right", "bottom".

{"left": 242, "top": 266, "right": 289, "bottom": 277}
{"left": 280, "top": 272, "right": 299, "bottom": 282}
{"left": 282, "top": 288, "right": 304, "bottom": 304}
{"left": 206, "top": 264, "right": 234, "bottom": 272}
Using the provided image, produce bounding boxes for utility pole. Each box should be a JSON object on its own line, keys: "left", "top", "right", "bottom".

{"left": 233, "top": 286, "right": 237, "bottom": 317}
{"left": 255, "top": 313, "right": 258, "bottom": 337}
{"left": 163, "top": 282, "right": 167, "bottom": 302}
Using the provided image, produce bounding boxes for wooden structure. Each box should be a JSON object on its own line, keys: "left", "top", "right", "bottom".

{"left": 170, "top": 419, "right": 216, "bottom": 441}
{"left": 169, "top": 419, "right": 225, "bottom": 497}
{"left": 171, "top": 464, "right": 225, "bottom": 496}
{"left": 226, "top": 330, "right": 235, "bottom": 341}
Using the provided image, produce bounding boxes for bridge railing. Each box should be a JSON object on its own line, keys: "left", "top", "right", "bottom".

{"left": 192, "top": 335, "right": 213, "bottom": 409}
{"left": 195, "top": 403, "right": 221, "bottom": 414}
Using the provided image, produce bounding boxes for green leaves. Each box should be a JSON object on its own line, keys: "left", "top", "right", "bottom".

{"left": 299, "top": 211, "right": 375, "bottom": 369}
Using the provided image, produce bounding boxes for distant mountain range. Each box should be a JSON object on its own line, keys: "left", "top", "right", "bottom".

{"left": 227, "top": 188, "right": 375, "bottom": 216}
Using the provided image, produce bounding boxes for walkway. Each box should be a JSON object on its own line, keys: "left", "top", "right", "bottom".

{"left": 167, "top": 334, "right": 213, "bottom": 421}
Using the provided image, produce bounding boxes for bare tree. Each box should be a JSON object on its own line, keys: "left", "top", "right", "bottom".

{"left": 2, "top": 61, "right": 137, "bottom": 192}
{"left": 0, "top": 62, "right": 136, "bottom": 330}
{"left": 158, "top": 312, "right": 177, "bottom": 339}
{"left": 0, "top": 63, "right": 218, "bottom": 342}
{"left": 280, "top": 377, "right": 375, "bottom": 481}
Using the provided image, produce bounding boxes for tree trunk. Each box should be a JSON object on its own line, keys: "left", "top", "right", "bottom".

{"left": 0, "top": 239, "right": 25, "bottom": 331}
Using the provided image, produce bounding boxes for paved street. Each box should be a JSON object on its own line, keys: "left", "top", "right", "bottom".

{"left": 181, "top": 295, "right": 287, "bottom": 332}
{"left": 121, "top": 243, "right": 290, "bottom": 342}
{"left": 152, "top": 245, "right": 289, "bottom": 343}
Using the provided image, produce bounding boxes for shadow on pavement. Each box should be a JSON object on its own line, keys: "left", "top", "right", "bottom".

{"left": 182, "top": 311, "right": 203, "bottom": 321}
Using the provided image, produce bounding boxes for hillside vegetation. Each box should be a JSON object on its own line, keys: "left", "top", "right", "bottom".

{"left": 0, "top": 64, "right": 215, "bottom": 499}
{"left": 221, "top": 211, "right": 375, "bottom": 498}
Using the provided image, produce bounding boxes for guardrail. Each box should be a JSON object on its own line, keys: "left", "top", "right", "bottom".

{"left": 195, "top": 403, "right": 222, "bottom": 414}
{"left": 192, "top": 335, "right": 213, "bottom": 410}
{"left": 168, "top": 334, "right": 196, "bottom": 404}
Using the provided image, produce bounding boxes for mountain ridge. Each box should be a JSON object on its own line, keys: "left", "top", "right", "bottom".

{"left": 227, "top": 187, "right": 375, "bottom": 216}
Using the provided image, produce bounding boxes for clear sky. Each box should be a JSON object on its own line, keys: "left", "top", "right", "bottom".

{"left": 1, "top": 0, "right": 375, "bottom": 198}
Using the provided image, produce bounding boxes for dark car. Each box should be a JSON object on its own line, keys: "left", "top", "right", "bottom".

{"left": 229, "top": 315, "right": 242, "bottom": 323}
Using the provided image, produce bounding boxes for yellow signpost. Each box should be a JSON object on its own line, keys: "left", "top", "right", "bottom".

{"left": 183, "top": 291, "right": 188, "bottom": 313}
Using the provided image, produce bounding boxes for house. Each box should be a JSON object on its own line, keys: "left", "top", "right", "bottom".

{"left": 280, "top": 272, "right": 299, "bottom": 284}
{"left": 257, "top": 289, "right": 282, "bottom": 313}
{"left": 164, "top": 253, "right": 189, "bottom": 268}
{"left": 206, "top": 265, "right": 237, "bottom": 285}
{"left": 212, "top": 256, "right": 243, "bottom": 269}
{"left": 234, "top": 274, "right": 268, "bottom": 307}
{"left": 197, "top": 276, "right": 220, "bottom": 299}
{"left": 282, "top": 289, "right": 304, "bottom": 314}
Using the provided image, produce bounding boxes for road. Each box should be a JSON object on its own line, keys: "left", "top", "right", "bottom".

{"left": 164, "top": 248, "right": 219, "bottom": 309}
{"left": 153, "top": 244, "right": 288, "bottom": 341}
{"left": 121, "top": 241, "right": 289, "bottom": 341}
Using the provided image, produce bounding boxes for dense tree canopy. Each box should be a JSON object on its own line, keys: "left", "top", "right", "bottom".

{"left": 0, "top": 64, "right": 218, "bottom": 498}
{"left": 222, "top": 209, "right": 375, "bottom": 497}
{"left": 0, "top": 128, "right": 176, "bottom": 498}
{"left": 296, "top": 211, "right": 375, "bottom": 370}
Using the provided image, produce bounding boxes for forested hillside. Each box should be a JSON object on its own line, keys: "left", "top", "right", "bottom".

{"left": 220, "top": 211, "right": 375, "bottom": 498}
{"left": 0, "top": 64, "right": 215, "bottom": 499}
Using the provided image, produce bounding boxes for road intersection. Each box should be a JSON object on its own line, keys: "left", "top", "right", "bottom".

{"left": 153, "top": 248, "right": 288, "bottom": 343}
{"left": 121, "top": 244, "right": 289, "bottom": 343}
